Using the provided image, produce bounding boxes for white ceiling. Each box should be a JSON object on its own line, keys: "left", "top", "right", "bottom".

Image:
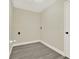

{"left": 12, "top": 0, "right": 56, "bottom": 13}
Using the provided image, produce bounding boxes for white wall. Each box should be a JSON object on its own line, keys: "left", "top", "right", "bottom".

{"left": 9, "top": 0, "right": 14, "bottom": 51}
{"left": 41, "top": 0, "right": 64, "bottom": 52}
{"left": 9, "top": 0, "right": 13, "bottom": 41}
{"left": 64, "top": 0, "right": 70, "bottom": 57}
{"left": 12, "top": 8, "right": 40, "bottom": 44}
{"left": 11, "top": 0, "right": 64, "bottom": 53}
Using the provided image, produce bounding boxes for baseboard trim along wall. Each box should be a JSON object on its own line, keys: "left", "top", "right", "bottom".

{"left": 10, "top": 40, "right": 65, "bottom": 57}
{"left": 9, "top": 40, "right": 41, "bottom": 56}
{"left": 9, "top": 45, "right": 13, "bottom": 57}
{"left": 13, "top": 40, "right": 41, "bottom": 47}
{"left": 40, "top": 41, "right": 65, "bottom": 57}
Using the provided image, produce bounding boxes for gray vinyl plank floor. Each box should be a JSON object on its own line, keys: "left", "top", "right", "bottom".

{"left": 10, "top": 42, "right": 69, "bottom": 59}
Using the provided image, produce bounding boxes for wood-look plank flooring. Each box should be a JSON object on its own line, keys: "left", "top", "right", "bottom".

{"left": 10, "top": 42, "right": 69, "bottom": 59}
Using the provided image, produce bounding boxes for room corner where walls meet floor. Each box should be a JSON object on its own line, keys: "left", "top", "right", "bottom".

{"left": 10, "top": 40, "right": 69, "bottom": 59}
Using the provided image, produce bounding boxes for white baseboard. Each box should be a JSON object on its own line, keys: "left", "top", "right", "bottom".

{"left": 10, "top": 40, "right": 65, "bottom": 57}
{"left": 9, "top": 40, "right": 41, "bottom": 56}
{"left": 40, "top": 40, "right": 65, "bottom": 57}
{"left": 9, "top": 45, "right": 14, "bottom": 56}
{"left": 13, "top": 40, "right": 41, "bottom": 47}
